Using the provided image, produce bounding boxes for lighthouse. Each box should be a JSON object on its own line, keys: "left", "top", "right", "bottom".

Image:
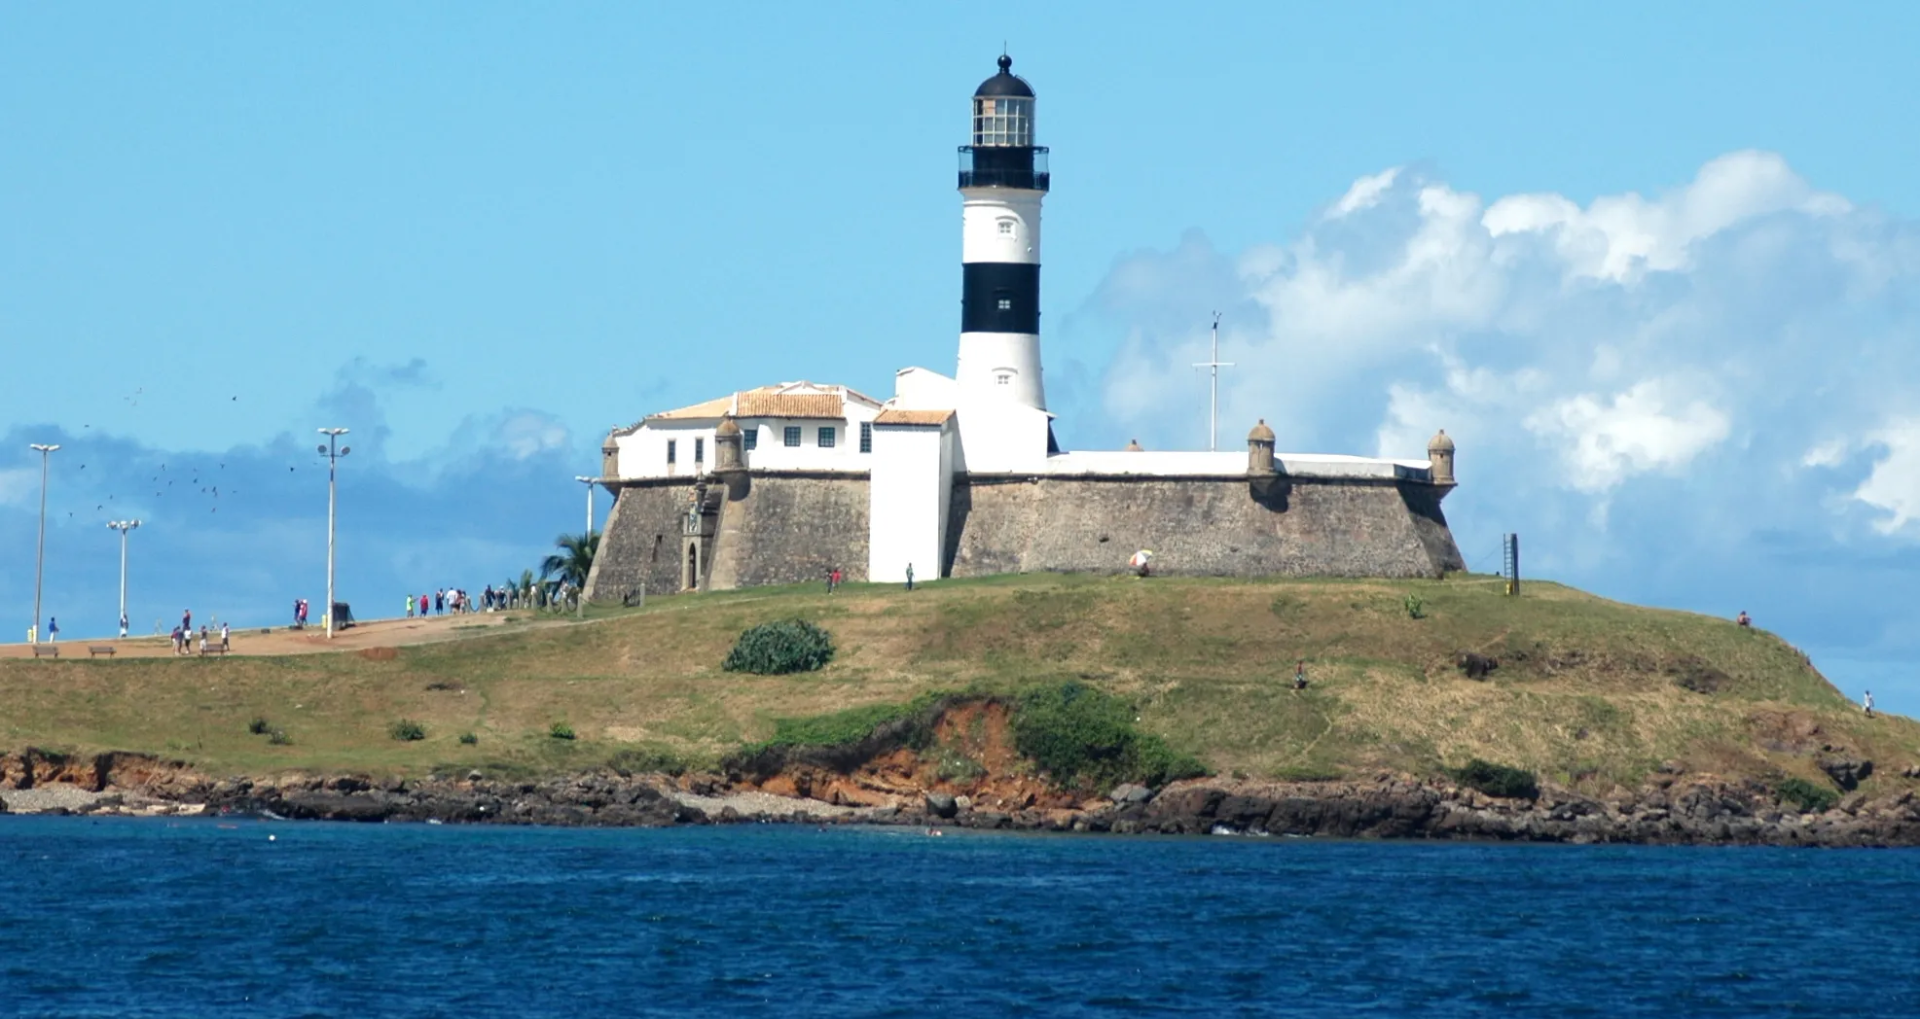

{"left": 956, "top": 55, "right": 1049, "bottom": 412}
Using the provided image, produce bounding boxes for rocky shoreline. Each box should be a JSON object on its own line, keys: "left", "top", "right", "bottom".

{"left": 6, "top": 749, "right": 1920, "bottom": 847}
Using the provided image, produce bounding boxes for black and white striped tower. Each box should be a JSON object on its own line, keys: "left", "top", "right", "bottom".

{"left": 957, "top": 55, "right": 1050, "bottom": 411}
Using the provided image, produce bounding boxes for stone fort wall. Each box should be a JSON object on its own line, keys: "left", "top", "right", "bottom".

{"left": 585, "top": 473, "right": 870, "bottom": 601}
{"left": 943, "top": 474, "right": 1463, "bottom": 580}
{"left": 588, "top": 470, "right": 1462, "bottom": 601}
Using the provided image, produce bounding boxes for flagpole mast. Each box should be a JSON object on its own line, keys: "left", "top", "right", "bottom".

{"left": 1191, "top": 313, "right": 1234, "bottom": 451}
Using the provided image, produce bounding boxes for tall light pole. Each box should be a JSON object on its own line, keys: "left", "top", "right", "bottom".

{"left": 29, "top": 443, "right": 59, "bottom": 644}
{"left": 318, "top": 429, "right": 350, "bottom": 639}
{"left": 107, "top": 520, "right": 141, "bottom": 638}
{"left": 574, "top": 475, "right": 597, "bottom": 538}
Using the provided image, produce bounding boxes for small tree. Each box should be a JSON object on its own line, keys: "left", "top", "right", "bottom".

{"left": 541, "top": 532, "right": 599, "bottom": 593}
{"left": 723, "top": 620, "right": 836, "bottom": 675}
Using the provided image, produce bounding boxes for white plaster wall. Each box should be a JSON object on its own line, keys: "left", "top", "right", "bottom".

{"left": 616, "top": 405, "right": 883, "bottom": 480}
{"left": 868, "top": 422, "right": 949, "bottom": 583}
{"left": 960, "top": 191, "right": 1043, "bottom": 265}
{"left": 615, "top": 422, "right": 715, "bottom": 479}
{"left": 956, "top": 332, "right": 1046, "bottom": 411}
{"left": 951, "top": 400, "right": 1051, "bottom": 474}
{"left": 892, "top": 367, "right": 960, "bottom": 409}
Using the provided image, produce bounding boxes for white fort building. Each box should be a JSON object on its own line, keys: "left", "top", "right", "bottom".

{"left": 586, "top": 57, "right": 1464, "bottom": 600}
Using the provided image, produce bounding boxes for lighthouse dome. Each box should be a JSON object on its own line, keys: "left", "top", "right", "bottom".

{"left": 975, "top": 54, "right": 1035, "bottom": 97}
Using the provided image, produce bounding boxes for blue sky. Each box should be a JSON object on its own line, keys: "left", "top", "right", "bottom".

{"left": 6, "top": 4, "right": 1920, "bottom": 708}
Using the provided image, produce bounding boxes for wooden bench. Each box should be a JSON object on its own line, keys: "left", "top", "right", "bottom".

{"left": 87, "top": 645, "right": 115, "bottom": 658}
{"left": 197, "top": 644, "right": 230, "bottom": 656}
{"left": 30, "top": 645, "right": 58, "bottom": 659}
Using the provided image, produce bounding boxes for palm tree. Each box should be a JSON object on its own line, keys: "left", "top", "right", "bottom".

{"left": 541, "top": 531, "right": 599, "bottom": 592}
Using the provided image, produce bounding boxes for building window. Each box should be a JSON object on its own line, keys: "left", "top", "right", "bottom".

{"left": 666, "top": 439, "right": 677, "bottom": 464}
{"left": 694, "top": 437, "right": 705, "bottom": 463}
{"left": 998, "top": 219, "right": 1014, "bottom": 235}
{"left": 743, "top": 428, "right": 757, "bottom": 451}
{"left": 996, "top": 373, "right": 1011, "bottom": 385}
{"left": 859, "top": 422, "right": 872, "bottom": 453}
{"left": 783, "top": 426, "right": 801, "bottom": 447}
{"left": 997, "top": 297, "right": 1012, "bottom": 311}
{"left": 818, "top": 426, "right": 836, "bottom": 449}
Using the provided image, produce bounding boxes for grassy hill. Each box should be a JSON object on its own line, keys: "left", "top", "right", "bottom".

{"left": 3, "top": 573, "right": 1915, "bottom": 796}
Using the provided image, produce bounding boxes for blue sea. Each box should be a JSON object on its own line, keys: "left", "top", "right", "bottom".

{"left": 2, "top": 818, "right": 1916, "bottom": 1017}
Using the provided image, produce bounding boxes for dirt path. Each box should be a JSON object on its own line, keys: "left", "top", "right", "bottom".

{"left": 0, "top": 610, "right": 579, "bottom": 660}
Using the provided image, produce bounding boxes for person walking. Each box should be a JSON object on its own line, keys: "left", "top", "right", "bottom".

{"left": 220, "top": 622, "right": 230, "bottom": 652}
{"left": 406, "top": 594, "right": 415, "bottom": 619}
{"left": 46, "top": 617, "right": 58, "bottom": 643}
{"left": 434, "top": 589, "right": 445, "bottom": 615}
{"left": 118, "top": 612, "right": 128, "bottom": 639}
{"left": 905, "top": 563, "right": 915, "bottom": 592}
{"left": 197, "top": 626, "right": 208, "bottom": 655}
{"left": 1864, "top": 690, "right": 1875, "bottom": 718}
{"left": 1293, "top": 659, "right": 1308, "bottom": 691}
{"left": 182, "top": 608, "right": 192, "bottom": 635}
{"left": 170, "top": 625, "right": 182, "bottom": 655}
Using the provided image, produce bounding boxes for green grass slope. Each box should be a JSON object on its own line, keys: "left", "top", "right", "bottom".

{"left": 3, "top": 573, "right": 1915, "bottom": 795}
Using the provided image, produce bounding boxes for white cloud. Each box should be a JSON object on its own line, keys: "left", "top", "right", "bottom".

{"left": 1853, "top": 422, "right": 1920, "bottom": 533}
{"left": 0, "top": 468, "right": 35, "bottom": 507}
{"left": 1325, "top": 167, "right": 1401, "bottom": 219}
{"left": 1482, "top": 150, "right": 1847, "bottom": 282}
{"left": 1095, "top": 149, "right": 1919, "bottom": 526}
{"left": 1524, "top": 380, "right": 1731, "bottom": 492}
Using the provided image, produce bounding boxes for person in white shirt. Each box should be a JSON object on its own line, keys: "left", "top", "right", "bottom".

{"left": 1864, "top": 690, "right": 1875, "bottom": 718}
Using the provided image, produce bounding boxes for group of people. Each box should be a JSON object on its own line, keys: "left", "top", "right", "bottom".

{"left": 407, "top": 588, "right": 479, "bottom": 617}
{"left": 169, "top": 608, "right": 228, "bottom": 655}
{"left": 404, "top": 582, "right": 577, "bottom": 619}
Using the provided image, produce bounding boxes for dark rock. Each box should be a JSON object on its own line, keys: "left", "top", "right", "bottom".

{"left": 1108, "top": 783, "right": 1155, "bottom": 804}
{"left": 1457, "top": 652, "right": 1498, "bottom": 679}
{"left": 1820, "top": 757, "right": 1874, "bottom": 791}
{"left": 924, "top": 791, "right": 958, "bottom": 819}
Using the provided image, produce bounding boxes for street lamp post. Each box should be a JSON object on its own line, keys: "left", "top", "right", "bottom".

{"left": 574, "top": 475, "right": 597, "bottom": 538}
{"left": 29, "top": 443, "right": 59, "bottom": 644}
{"left": 318, "top": 429, "right": 351, "bottom": 639}
{"left": 573, "top": 476, "right": 598, "bottom": 619}
{"left": 107, "top": 520, "right": 141, "bottom": 638}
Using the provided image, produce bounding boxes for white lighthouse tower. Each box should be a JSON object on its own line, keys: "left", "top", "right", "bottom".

{"left": 955, "top": 55, "right": 1049, "bottom": 412}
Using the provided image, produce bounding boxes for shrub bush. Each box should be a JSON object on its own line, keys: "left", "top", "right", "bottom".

{"left": 549, "top": 721, "right": 576, "bottom": 741}
{"left": 1009, "top": 682, "right": 1206, "bottom": 792}
{"left": 1776, "top": 776, "right": 1838, "bottom": 813}
{"left": 267, "top": 728, "right": 292, "bottom": 746}
{"left": 722, "top": 619, "right": 836, "bottom": 675}
{"left": 248, "top": 717, "right": 271, "bottom": 735}
{"left": 1405, "top": 593, "right": 1426, "bottom": 620}
{"left": 608, "top": 746, "right": 688, "bottom": 776}
{"left": 388, "top": 719, "right": 426, "bottom": 742}
{"left": 457, "top": 732, "right": 478, "bottom": 745}
{"left": 1448, "top": 758, "right": 1539, "bottom": 799}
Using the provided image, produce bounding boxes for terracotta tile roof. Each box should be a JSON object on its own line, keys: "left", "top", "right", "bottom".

{"left": 735, "top": 392, "right": 844, "bottom": 419}
{"left": 644, "top": 382, "right": 873, "bottom": 423}
{"left": 644, "top": 395, "right": 735, "bottom": 421}
{"left": 873, "top": 409, "right": 955, "bottom": 426}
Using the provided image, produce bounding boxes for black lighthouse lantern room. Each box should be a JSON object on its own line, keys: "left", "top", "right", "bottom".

{"left": 959, "top": 55, "right": 1050, "bottom": 191}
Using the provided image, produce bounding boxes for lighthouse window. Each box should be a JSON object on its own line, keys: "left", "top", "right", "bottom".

{"left": 818, "top": 426, "right": 837, "bottom": 449}
{"left": 783, "top": 426, "right": 802, "bottom": 447}
{"left": 997, "top": 298, "right": 1012, "bottom": 311}
{"left": 998, "top": 220, "right": 1014, "bottom": 236}
{"left": 996, "top": 374, "right": 1011, "bottom": 385}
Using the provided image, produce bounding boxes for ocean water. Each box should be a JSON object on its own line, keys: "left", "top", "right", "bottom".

{"left": 1, "top": 818, "right": 1916, "bottom": 1017}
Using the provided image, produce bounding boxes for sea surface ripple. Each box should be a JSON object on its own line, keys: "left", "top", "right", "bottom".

{"left": 2, "top": 817, "right": 1917, "bottom": 1016}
